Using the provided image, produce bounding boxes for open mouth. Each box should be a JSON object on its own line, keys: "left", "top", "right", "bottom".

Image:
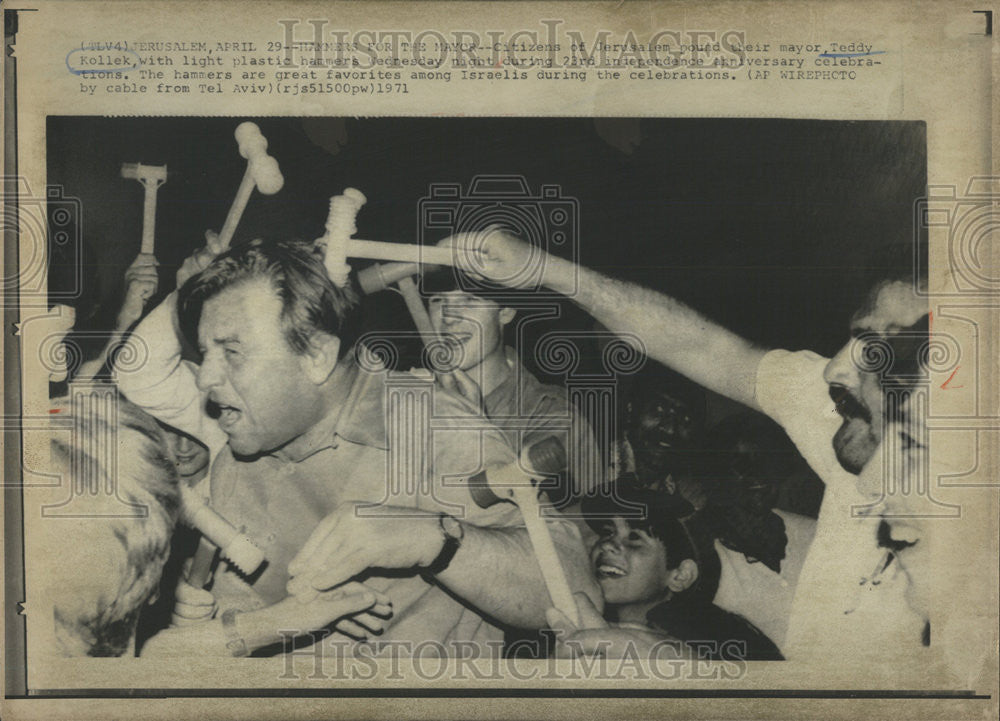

{"left": 594, "top": 555, "right": 627, "bottom": 579}
{"left": 829, "top": 385, "right": 871, "bottom": 423}
{"left": 209, "top": 397, "right": 243, "bottom": 431}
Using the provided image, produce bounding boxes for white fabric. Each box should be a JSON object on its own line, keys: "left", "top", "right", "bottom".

{"left": 712, "top": 509, "right": 816, "bottom": 651}
{"left": 754, "top": 349, "right": 926, "bottom": 659}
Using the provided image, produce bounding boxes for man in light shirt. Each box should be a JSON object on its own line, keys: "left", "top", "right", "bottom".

{"left": 441, "top": 229, "right": 931, "bottom": 658}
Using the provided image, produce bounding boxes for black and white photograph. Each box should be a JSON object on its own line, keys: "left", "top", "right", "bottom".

{"left": 40, "top": 115, "right": 930, "bottom": 659}
{"left": 2, "top": 2, "right": 997, "bottom": 720}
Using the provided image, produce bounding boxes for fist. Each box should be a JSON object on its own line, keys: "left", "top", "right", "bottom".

{"left": 171, "top": 578, "right": 217, "bottom": 627}
{"left": 437, "top": 226, "right": 544, "bottom": 289}
{"left": 117, "top": 253, "right": 159, "bottom": 329}
{"left": 176, "top": 230, "right": 226, "bottom": 289}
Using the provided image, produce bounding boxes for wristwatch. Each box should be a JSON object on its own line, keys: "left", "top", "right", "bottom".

{"left": 221, "top": 608, "right": 249, "bottom": 657}
{"left": 426, "top": 513, "right": 464, "bottom": 574}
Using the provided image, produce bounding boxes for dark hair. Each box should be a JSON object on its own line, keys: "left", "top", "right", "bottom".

{"left": 582, "top": 485, "right": 719, "bottom": 603}
{"left": 178, "top": 238, "right": 359, "bottom": 358}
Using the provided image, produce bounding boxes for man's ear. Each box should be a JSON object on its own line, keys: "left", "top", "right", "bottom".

{"left": 300, "top": 333, "right": 341, "bottom": 385}
{"left": 665, "top": 559, "right": 699, "bottom": 594}
{"left": 499, "top": 306, "right": 516, "bottom": 327}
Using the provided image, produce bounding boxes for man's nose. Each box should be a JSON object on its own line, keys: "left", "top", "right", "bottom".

{"left": 175, "top": 435, "right": 194, "bottom": 454}
{"left": 195, "top": 353, "right": 224, "bottom": 393}
{"left": 824, "top": 339, "right": 861, "bottom": 388}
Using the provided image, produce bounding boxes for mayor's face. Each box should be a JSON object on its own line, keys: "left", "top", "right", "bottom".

{"left": 824, "top": 280, "right": 927, "bottom": 475}
{"left": 195, "top": 279, "right": 321, "bottom": 457}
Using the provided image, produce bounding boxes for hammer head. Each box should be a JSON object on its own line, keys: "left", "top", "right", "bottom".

{"left": 250, "top": 155, "right": 284, "bottom": 195}
{"left": 121, "top": 162, "right": 167, "bottom": 182}
{"left": 234, "top": 122, "right": 268, "bottom": 160}
{"left": 468, "top": 436, "right": 568, "bottom": 508}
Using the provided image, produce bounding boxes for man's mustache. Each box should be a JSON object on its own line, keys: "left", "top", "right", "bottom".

{"left": 829, "top": 385, "right": 872, "bottom": 423}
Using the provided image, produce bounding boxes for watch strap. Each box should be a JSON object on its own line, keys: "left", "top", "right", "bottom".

{"left": 221, "top": 608, "right": 249, "bottom": 657}
{"left": 426, "top": 513, "right": 463, "bottom": 575}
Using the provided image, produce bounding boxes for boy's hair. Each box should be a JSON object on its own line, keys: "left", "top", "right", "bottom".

{"left": 178, "top": 238, "right": 359, "bottom": 358}
{"left": 582, "top": 485, "right": 720, "bottom": 603}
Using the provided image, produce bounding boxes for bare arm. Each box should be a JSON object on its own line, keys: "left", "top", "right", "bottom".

{"left": 446, "top": 231, "right": 768, "bottom": 410}
{"left": 286, "top": 502, "right": 602, "bottom": 631}
{"left": 140, "top": 582, "right": 387, "bottom": 657}
{"left": 114, "top": 292, "right": 223, "bottom": 451}
{"left": 438, "top": 515, "right": 602, "bottom": 629}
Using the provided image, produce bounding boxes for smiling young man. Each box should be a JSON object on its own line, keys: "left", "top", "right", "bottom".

{"left": 440, "top": 229, "right": 931, "bottom": 657}
{"left": 424, "top": 271, "right": 605, "bottom": 507}
{"left": 117, "top": 237, "right": 598, "bottom": 657}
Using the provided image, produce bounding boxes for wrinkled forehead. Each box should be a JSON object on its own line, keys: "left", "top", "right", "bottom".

{"left": 850, "top": 280, "right": 928, "bottom": 335}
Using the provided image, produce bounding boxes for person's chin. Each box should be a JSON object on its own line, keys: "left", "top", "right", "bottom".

{"left": 833, "top": 419, "right": 877, "bottom": 476}
{"left": 226, "top": 434, "right": 263, "bottom": 459}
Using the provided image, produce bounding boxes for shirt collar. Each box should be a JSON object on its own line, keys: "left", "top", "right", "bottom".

{"left": 483, "top": 346, "right": 558, "bottom": 415}
{"left": 271, "top": 353, "right": 389, "bottom": 463}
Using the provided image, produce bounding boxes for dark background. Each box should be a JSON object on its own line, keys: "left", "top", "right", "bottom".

{"left": 46, "top": 116, "right": 927, "bottom": 398}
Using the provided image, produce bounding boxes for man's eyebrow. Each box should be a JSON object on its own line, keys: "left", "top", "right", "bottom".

{"left": 212, "top": 336, "right": 241, "bottom": 344}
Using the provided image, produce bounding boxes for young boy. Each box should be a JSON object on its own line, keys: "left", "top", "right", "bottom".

{"left": 551, "top": 486, "right": 783, "bottom": 661}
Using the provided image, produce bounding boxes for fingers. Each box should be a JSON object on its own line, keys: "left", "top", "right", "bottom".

{"left": 129, "top": 253, "right": 159, "bottom": 269}
{"left": 335, "top": 582, "right": 393, "bottom": 612}
{"left": 573, "top": 591, "right": 608, "bottom": 629}
{"left": 334, "top": 618, "right": 371, "bottom": 640}
{"left": 338, "top": 611, "right": 388, "bottom": 635}
{"left": 175, "top": 579, "right": 215, "bottom": 607}
{"left": 545, "top": 606, "right": 579, "bottom": 636}
{"left": 172, "top": 580, "right": 216, "bottom": 626}
{"left": 205, "top": 229, "right": 226, "bottom": 256}
{"left": 307, "top": 550, "right": 369, "bottom": 593}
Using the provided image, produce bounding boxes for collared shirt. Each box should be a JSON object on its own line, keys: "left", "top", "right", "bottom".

{"left": 754, "top": 349, "right": 927, "bottom": 658}
{"left": 482, "top": 348, "right": 606, "bottom": 502}
{"left": 118, "top": 295, "right": 584, "bottom": 652}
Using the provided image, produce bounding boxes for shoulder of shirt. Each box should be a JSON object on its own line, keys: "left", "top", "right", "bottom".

{"left": 754, "top": 348, "right": 832, "bottom": 418}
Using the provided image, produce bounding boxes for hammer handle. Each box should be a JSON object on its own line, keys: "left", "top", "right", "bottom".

{"left": 140, "top": 181, "right": 159, "bottom": 255}
{"left": 217, "top": 166, "right": 256, "bottom": 250}
{"left": 396, "top": 275, "right": 439, "bottom": 347}
{"left": 347, "top": 239, "right": 462, "bottom": 267}
{"left": 187, "top": 536, "right": 219, "bottom": 589}
{"left": 510, "top": 484, "right": 581, "bottom": 627}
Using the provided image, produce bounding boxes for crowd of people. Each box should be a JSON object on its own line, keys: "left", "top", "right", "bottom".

{"left": 50, "top": 223, "right": 934, "bottom": 666}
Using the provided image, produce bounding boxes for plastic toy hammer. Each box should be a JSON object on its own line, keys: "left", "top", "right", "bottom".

{"left": 216, "top": 122, "right": 285, "bottom": 250}
{"left": 467, "top": 436, "right": 581, "bottom": 626}
{"left": 179, "top": 484, "right": 265, "bottom": 586}
{"left": 121, "top": 162, "right": 167, "bottom": 255}
{"left": 319, "top": 188, "right": 478, "bottom": 289}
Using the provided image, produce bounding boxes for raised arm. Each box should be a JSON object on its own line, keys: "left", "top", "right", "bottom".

{"left": 445, "top": 230, "right": 767, "bottom": 410}
{"left": 115, "top": 233, "right": 228, "bottom": 453}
